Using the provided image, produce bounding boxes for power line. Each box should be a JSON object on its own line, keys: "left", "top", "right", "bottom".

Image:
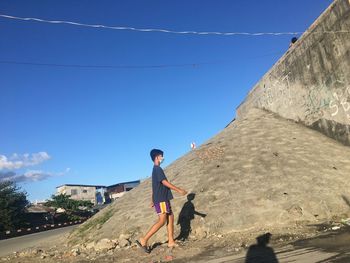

{"left": 0, "top": 60, "right": 217, "bottom": 69}
{"left": 0, "top": 51, "right": 285, "bottom": 70}
{"left": 0, "top": 13, "right": 305, "bottom": 36}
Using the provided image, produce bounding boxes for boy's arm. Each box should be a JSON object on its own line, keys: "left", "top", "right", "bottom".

{"left": 162, "top": 180, "right": 187, "bottom": 195}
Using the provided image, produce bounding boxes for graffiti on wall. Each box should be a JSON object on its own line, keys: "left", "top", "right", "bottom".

{"left": 253, "top": 72, "right": 293, "bottom": 109}
{"left": 251, "top": 71, "right": 350, "bottom": 124}
{"left": 303, "top": 83, "right": 333, "bottom": 121}
{"left": 329, "top": 84, "right": 350, "bottom": 121}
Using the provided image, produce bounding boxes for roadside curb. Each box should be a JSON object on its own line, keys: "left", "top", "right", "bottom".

{"left": 0, "top": 219, "right": 88, "bottom": 240}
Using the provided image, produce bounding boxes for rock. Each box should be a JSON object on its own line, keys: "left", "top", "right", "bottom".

{"left": 86, "top": 241, "right": 96, "bottom": 250}
{"left": 71, "top": 248, "right": 80, "bottom": 257}
{"left": 194, "top": 227, "right": 207, "bottom": 239}
{"left": 94, "top": 238, "right": 117, "bottom": 251}
{"left": 118, "top": 234, "right": 131, "bottom": 247}
{"left": 287, "top": 205, "right": 303, "bottom": 216}
{"left": 119, "top": 238, "right": 131, "bottom": 247}
{"left": 341, "top": 218, "right": 350, "bottom": 226}
{"left": 18, "top": 250, "right": 31, "bottom": 258}
{"left": 118, "top": 233, "right": 131, "bottom": 240}
{"left": 31, "top": 249, "right": 43, "bottom": 255}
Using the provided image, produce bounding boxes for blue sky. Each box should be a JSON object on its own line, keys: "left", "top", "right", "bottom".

{"left": 0, "top": 0, "right": 333, "bottom": 202}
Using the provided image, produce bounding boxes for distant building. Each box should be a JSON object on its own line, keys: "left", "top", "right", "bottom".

{"left": 106, "top": 180, "right": 140, "bottom": 200}
{"left": 56, "top": 184, "right": 106, "bottom": 205}
{"left": 56, "top": 180, "right": 140, "bottom": 205}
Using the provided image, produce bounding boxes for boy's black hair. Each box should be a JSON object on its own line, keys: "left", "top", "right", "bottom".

{"left": 150, "top": 149, "right": 164, "bottom": 161}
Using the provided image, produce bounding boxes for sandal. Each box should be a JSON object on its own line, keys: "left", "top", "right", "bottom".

{"left": 136, "top": 240, "right": 151, "bottom": 254}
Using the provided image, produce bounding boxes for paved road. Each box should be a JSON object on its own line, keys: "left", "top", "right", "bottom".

{"left": 190, "top": 229, "right": 350, "bottom": 263}
{"left": 0, "top": 225, "right": 77, "bottom": 258}
{"left": 200, "top": 247, "right": 339, "bottom": 263}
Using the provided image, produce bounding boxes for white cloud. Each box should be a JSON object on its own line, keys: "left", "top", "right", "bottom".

{"left": 0, "top": 168, "right": 69, "bottom": 183}
{"left": 20, "top": 170, "right": 51, "bottom": 182}
{"left": 0, "top": 152, "right": 51, "bottom": 170}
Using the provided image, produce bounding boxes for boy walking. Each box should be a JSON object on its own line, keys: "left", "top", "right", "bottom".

{"left": 136, "top": 149, "right": 187, "bottom": 253}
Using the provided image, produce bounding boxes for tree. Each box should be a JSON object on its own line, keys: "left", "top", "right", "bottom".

{"left": 45, "top": 193, "right": 94, "bottom": 211}
{"left": 45, "top": 194, "right": 94, "bottom": 222}
{"left": 0, "top": 181, "right": 29, "bottom": 232}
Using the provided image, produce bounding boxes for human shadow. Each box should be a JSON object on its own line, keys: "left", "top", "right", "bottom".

{"left": 150, "top": 241, "right": 163, "bottom": 251}
{"left": 176, "top": 193, "right": 207, "bottom": 241}
{"left": 245, "top": 233, "right": 279, "bottom": 263}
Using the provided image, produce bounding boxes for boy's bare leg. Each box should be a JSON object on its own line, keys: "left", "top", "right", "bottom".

{"left": 140, "top": 214, "right": 167, "bottom": 247}
{"left": 166, "top": 213, "right": 176, "bottom": 247}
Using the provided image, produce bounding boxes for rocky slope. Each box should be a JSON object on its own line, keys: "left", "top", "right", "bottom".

{"left": 67, "top": 108, "right": 350, "bottom": 248}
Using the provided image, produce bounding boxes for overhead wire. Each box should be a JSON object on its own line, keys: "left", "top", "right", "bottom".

{"left": 0, "top": 60, "right": 214, "bottom": 69}
{"left": 0, "top": 51, "right": 285, "bottom": 70}
{"left": 0, "top": 13, "right": 331, "bottom": 70}
{"left": 0, "top": 13, "right": 306, "bottom": 36}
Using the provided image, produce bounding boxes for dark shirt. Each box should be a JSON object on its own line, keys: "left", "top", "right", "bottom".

{"left": 152, "top": 165, "right": 173, "bottom": 203}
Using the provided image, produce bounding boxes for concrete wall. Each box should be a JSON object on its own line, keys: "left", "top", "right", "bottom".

{"left": 236, "top": 0, "right": 350, "bottom": 145}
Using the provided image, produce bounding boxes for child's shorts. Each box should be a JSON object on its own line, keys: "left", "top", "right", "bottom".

{"left": 154, "top": 201, "right": 173, "bottom": 215}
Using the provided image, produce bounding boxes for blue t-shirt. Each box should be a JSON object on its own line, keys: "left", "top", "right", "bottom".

{"left": 152, "top": 165, "right": 173, "bottom": 203}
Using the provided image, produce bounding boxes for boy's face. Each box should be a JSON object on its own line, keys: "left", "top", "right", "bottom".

{"left": 157, "top": 155, "right": 164, "bottom": 164}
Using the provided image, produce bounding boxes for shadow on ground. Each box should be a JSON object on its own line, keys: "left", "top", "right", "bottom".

{"left": 245, "top": 233, "right": 278, "bottom": 263}
{"left": 292, "top": 225, "right": 350, "bottom": 263}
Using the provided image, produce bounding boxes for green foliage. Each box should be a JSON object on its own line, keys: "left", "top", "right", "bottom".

{"left": 45, "top": 193, "right": 94, "bottom": 221}
{"left": 45, "top": 194, "right": 94, "bottom": 222}
{"left": 0, "top": 181, "right": 29, "bottom": 232}
{"left": 45, "top": 193, "right": 94, "bottom": 211}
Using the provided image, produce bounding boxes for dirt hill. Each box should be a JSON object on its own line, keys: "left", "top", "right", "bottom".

{"left": 67, "top": 108, "right": 350, "bottom": 248}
